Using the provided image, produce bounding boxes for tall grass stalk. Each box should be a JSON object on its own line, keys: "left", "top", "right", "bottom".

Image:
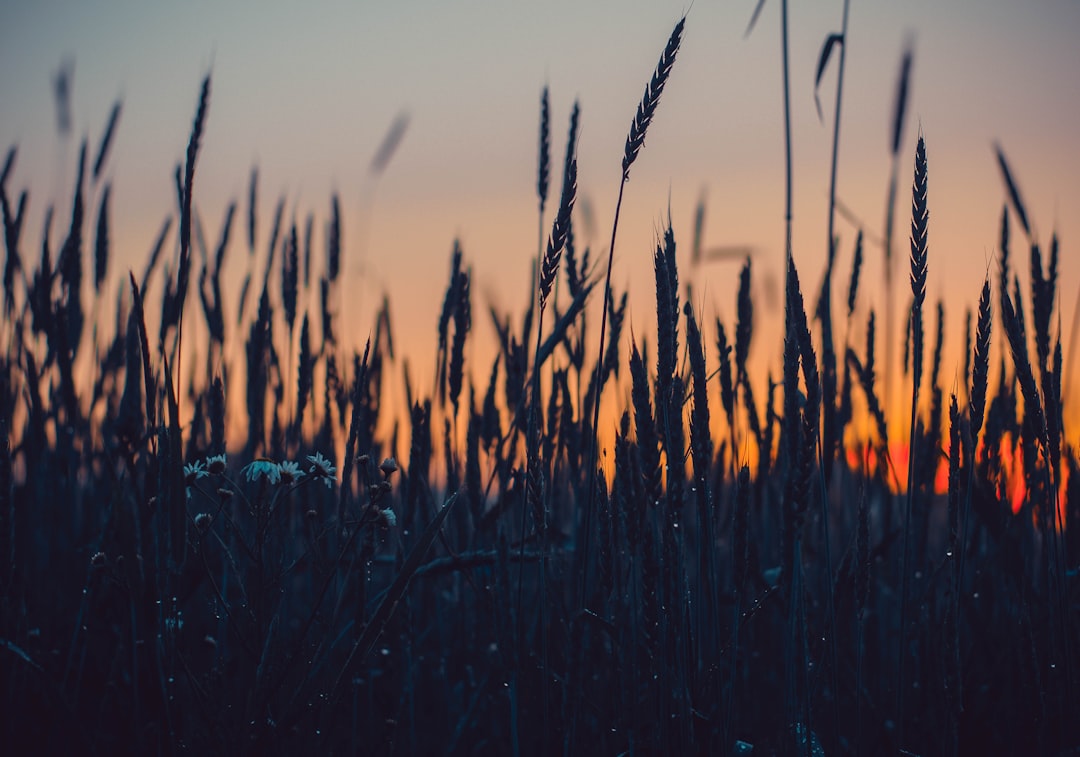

{"left": 173, "top": 75, "right": 210, "bottom": 409}
{"left": 883, "top": 41, "right": 913, "bottom": 422}
{"left": 749, "top": 0, "right": 797, "bottom": 268}
{"left": 582, "top": 15, "right": 684, "bottom": 608}
{"left": 958, "top": 278, "right": 990, "bottom": 590}
{"left": 822, "top": 0, "right": 850, "bottom": 272}
{"left": 516, "top": 151, "right": 574, "bottom": 754}
{"left": 534, "top": 85, "right": 551, "bottom": 319}
{"left": 897, "top": 133, "right": 928, "bottom": 750}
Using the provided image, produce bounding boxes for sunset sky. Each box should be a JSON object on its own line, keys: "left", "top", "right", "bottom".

{"left": 3, "top": 0, "right": 1080, "bottom": 428}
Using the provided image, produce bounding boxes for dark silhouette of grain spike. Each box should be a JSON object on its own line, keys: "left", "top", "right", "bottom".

{"left": 1, "top": 184, "right": 26, "bottom": 315}
{"left": 994, "top": 143, "right": 1031, "bottom": 239}
{"left": 369, "top": 110, "right": 410, "bottom": 177}
{"left": 303, "top": 213, "right": 313, "bottom": 289}
{"left": 684, "top": 302, "right": 713, "bottom": 482}
{"left": 691, "top": 190, "right": 706, "bottom": 264}
{"left": 735, "top": 257, "right": 753, "bottom": 378}
{"left": 327, "top": 193, "right": 341, "bottom": 283}
{"left": 890, "top": 41, "right": 913, "bottom": 158}
{"left": 846, "top": 319, "right": 888, "bottom": 446}
{"left": 448, "top": 270, "right": 471, "bottom": 416}
{"left": 247, "top": 166, "right": 257, "bottom": 254}
{"left": 59, "top": 140, "right": 87, "bottom": 361}
{"left": 716, "top": 319, "right": 735, "bottom": 427}
{"left": 537, "top": 86, "right": 551, "bottom": 211}
{"left": 654, "top": 223, "right": 679, "bottom": 400}
{"left": 212, "top": 201, "right": 236, "bottom": 277}
{"left": 1001, "top": 276, "right": 1047, "bottom": 446}
{"left": 436, "top": 242, "right": 462, "bottom": 402}
{"left": 970, "top": 278, "right": 992, "bottom": 436}
{"left": 909, "top": 135, "right": 929, "bottom": 327}
{"left": 630, "top": 336, "right": 662, "bottom": 503}
{"left": 538, "top": 158, "right": 577, "bottom": 312}
{"left": 128, "top": 273, "right": 155, "bottom": 426}
{"left": 295, "top": 313, "right": 312, "bottom": 434}
{"left": 93, "top": 184, "right": 110, "bottom": 292}
{"left": 92, "top": 99, "right": 122, "bottom": 182}
{"left": 263, "top": 195, "right": 284, "bottom": 289}
{"left": 744, "top": 0, "right": 766, "bottom": 38}
{"left": 998, "top": 204, "right": 1010, "bottom": 324}
{"left": 116, "top": 304, "right": 144, "bottom": 447}
{"left": 52, "top": 58, "right": 74, "bottom": 137}
{"left": 846, "top": 229, "right": 863, "bottom": 317}
{"left": 177, "top": 74, "right": 210, "bottom": 328}
{"left": 563, "top": 101, "right": 580, "bottom": 199}
{"left": 622, "top": 16, "right": 685, "bottom": 180}
{"left": 1031, "top": 238, "right": 1055, "bottom": 375}
{"left": 0, "top": 147, "right": 14, "bottom": 188}
{"left": 282, "top": 222, "right": 298, "bottom": 333}
{"left": 208, "top": 374, "right": 225, "bottom": 457}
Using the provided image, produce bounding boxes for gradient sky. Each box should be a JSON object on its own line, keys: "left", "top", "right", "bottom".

{"left": 3, "top": 0, "right": 1080, "bottom": 427}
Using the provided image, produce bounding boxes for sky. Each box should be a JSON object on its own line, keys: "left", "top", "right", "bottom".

{"left": 2, "top": 0, "right": 1080, "bottom": 429}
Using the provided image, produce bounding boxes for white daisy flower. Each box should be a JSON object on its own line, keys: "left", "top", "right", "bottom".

{"left": 242, "top": 458, "right": 282, "bottom": 485}
{"left": 278, "top": 460, "right": 302, "bottom": 484}
{"left": 184, "top": 460, "right": 208, "bottom": 486}
{"left": 306, "top": 452, "right": 337, "bottom": 489}
{"left": 205, "top": 453, "right": 227, "bottom": 475}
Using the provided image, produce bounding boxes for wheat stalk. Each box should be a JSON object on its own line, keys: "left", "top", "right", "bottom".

{"left": 91, "top": 99, "right": 122, "bottom": 183}
{"left": 582, "top": 15, "right": 685, "bottom": 608}
{"left": 898, "top": 133, "right": 929, "bottom": 748}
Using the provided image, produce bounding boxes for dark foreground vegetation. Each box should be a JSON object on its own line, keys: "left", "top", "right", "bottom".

{"left": 2, "top": 14, "right": 1078, "bottom": 757}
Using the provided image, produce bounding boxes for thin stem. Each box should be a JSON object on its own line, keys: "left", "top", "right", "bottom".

{"left": 897, "top": 332, "right": 921, "bottom": 751}
{"left": 781, "top": 0, "right": 793, "bottom": 265}
{"left": 826, "top": 0, "right": 851, "bottom": 268}
{"left": 816, "top": 439, "right": 842, "bottom": 749}
{"left": 823, "top": 1, "right": 850, "bottom": 747}
{"left": 581, "top": 175, "right": 627, "bottom": 609}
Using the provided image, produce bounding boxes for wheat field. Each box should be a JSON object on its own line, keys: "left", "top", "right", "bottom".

{"left": 1, "top": 11, "right": 1079, "bottom": 757}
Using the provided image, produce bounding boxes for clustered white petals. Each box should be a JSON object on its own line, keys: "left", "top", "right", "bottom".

{"left": 201, "top": 452, "right": 337, "bottom": 490}
{"left": 184, "top": 460, "right": 208, "bottom": 485}
{"left": 242, "top": 459, "right": 282, "bottom": 485}
{"left": 306, "top": 452, "right": 337, "bottom": 489}
{"left": 278, "top": 460, "right": 302, "bottom": 484}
